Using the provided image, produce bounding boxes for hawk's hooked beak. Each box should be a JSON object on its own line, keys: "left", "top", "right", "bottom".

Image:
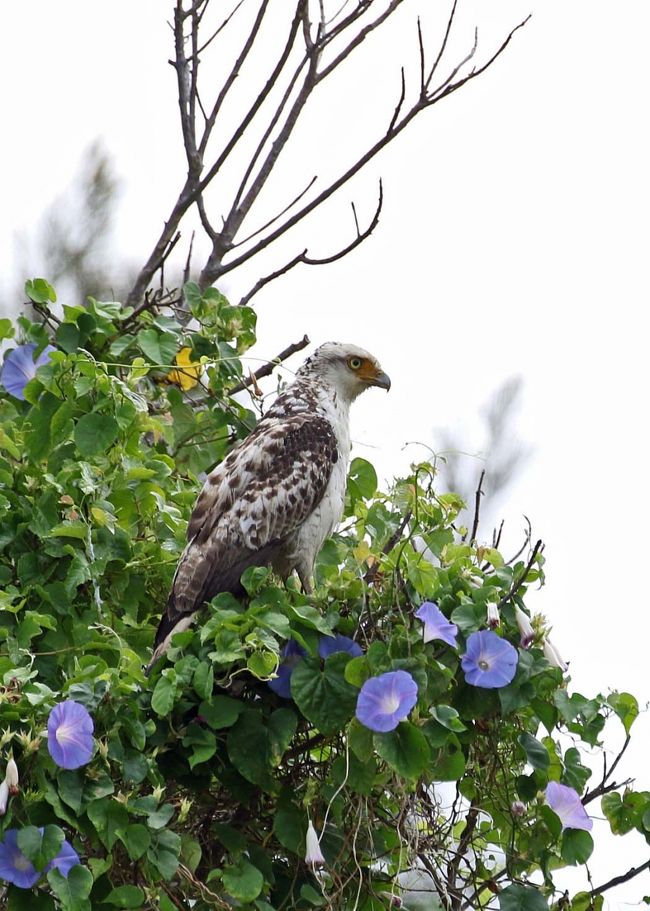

{"left": 369, "top": 370, "right": 391, "bottom": 391}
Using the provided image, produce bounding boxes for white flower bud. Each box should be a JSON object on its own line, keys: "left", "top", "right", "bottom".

{"left": 305, "top": 820, "right": 325, "bottom": 866}
{"left": 5, "top": 758, "right": 19, "bottom": 794}
{"left": 0, "top": 780, "right": 8, "bottom": 816}
{"left": 511, "top": 800, "right": 526, "bottom": 817}
{"left": 543, "top": 637, "right": 568, "bottom": 672}
{"left": 486, "top": 604, "right": 500, "bottom": 629}
{"left": 514, "top": 606, "right": 535, "bottom": 649}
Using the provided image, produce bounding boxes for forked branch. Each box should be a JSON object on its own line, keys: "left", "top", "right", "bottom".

{"left": 125, "top": 0, "right": 530, "bottom": 308}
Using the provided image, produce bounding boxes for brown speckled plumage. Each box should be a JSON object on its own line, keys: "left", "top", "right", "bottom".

{"left": 148, "top": 342, "right": 389, "bottom": 669}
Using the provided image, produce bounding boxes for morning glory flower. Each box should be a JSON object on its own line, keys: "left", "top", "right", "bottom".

{"left": 267, "top": 640, "right": 307, "bottom": 699}
{"left": 515, "top": 606, "right": 535, "bottom": 649}
{"left": 318, "top": 634, "right": 363, "bottom": 659}
{"left": 543, "top": 637, "right": 568, "bottom": 673}
{"left": 47, "top": 700, "right": 94, "bottom": 769}
{"left": 0, "top": 344, "right": 55, "bottom": 400}
{"left": 545, "top": 781, "right": 592, "bottom": 831}
{"left": 0, "top": 780, "right": 8, "bottom": 816}
{"left": 0, "top": 829, "right": 80, "bottom": 889}
{"left": 305, "top": 820, "right": 325, "bottom": 866}
{"left": 355, "top": 670, "right": 418, "bottom": 733}
{"left": 461, "top": 630, "right": 518, "bottom": 688}
{"left": 415, "top": 601, "right": 458, "bottom": 647}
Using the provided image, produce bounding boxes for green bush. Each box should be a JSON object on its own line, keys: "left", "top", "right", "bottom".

{"left": 0, "top": 280, "right": 645, "bottom": 910}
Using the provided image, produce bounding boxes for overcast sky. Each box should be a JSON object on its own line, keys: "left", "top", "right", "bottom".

{"left": 2, "top": 0, "right": 649, "bottom": 902}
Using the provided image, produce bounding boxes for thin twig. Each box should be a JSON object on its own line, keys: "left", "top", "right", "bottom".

{"left": 469, "top": 469, "right": 485, "bottom": 544}
{"left": 496, "top": 538, "right": 543, "bottom": 610}
{"left": 228, "top": 335, "right": 310, "bottom": 394}
{"left": 591, "top": 859, "right": 650, "bottom": 898}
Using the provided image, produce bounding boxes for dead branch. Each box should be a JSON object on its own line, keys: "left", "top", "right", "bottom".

{"left": 126, "top": 0, "right": 530, "bottom": 308}
{"left": 228, "top": 334, "right": 310, "bottom": 394}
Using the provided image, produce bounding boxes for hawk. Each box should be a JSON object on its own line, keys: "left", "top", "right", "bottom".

{"left": 148, "top": 342, "right": 390, "bottom": 671}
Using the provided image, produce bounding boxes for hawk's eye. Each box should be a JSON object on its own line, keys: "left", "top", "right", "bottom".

{"left": 348, "top": 357, "right": 363, "bottom": 370}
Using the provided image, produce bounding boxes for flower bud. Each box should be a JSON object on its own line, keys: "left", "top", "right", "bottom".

{"left": 514, "top": 606, "right": 535, "bottom": 649}
{"left": 0, "top": 780, "right": 8, "bottom": 815}
{"left": 486, "top": 603, "right": 500, "bottom": 629}
{"left": 543, "top": 637, "right": 568, "bottom": 673}
{"left": 511, "top": 800, "right": 526, "bottom": 817}
{"left": 305, "top": 820, "right": 325, "bottom": 866}
{"left": 5, "top": 758, "right": 19, "bottom": 795}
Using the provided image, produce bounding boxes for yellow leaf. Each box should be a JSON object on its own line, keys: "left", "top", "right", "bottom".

{"left": 167, "top": 347, "right": 202, "bottom": 390}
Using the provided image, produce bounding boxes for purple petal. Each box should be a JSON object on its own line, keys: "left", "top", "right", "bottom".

{"left": 318, "top": 634, "right": 363, "bottom": 659}
{"left": 356, "top": 670, "right": 418, "bottom": 733}
{"left": 47, "top": 700, "right": 94, "bottom": 769}
{"left": 415, "top": 601, "right": 458, "bottom": 647}
{"left": 0, "top": 829, "right": 40, "bottom": 888}
{"left": 0, "top": 344, "right": 55, "bottom": 400}
{"left": 46, "top": 839, "right": 80, "bottom": 877}
{"left": 461, "top": 630, "right": 518, "bottom": 689}
{"left": 545, "top": 781, "right": 592, "bottom": 831}
{"left": 267, "top": 640, "right": 307, "bottom": 699}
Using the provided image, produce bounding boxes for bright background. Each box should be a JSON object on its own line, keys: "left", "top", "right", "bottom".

{"left": 2, "top": 1, "right": 649, "bottom": 903}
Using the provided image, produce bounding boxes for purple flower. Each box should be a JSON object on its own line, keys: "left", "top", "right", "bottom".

{"left": 318, "top": 634, "right": 363, "bottom": 660}
{"left": 461, "top": 630, "right": 518, "bottom": 688}
{"left": 1, "top": 344, "right": 55, "bottom": 400}
{"left": 267, "top": 640, "right": 307, "bottom": 699}
{"left": 415, "top": 602, "right": 458, "bottom": 647}
{"left": 0, "top": 829, "right": 79, "bottom": 889}
{"left": 355, "top": 670, "right": 418, "bottom": 733}
{"left": 545, "top": 781, "right": 592, "bottom": 831}
{"left": 47, "top": 700, "right": 94, "bottom": 769}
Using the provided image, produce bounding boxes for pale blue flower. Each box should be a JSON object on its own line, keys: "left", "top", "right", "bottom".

{"left": 47, "top": 700, "right": 94, "bottom": 769}
{"left": 461, "top": 630, "right": 518, "bottom": 688}
{"left": 545, "top": 781, "right": 592, "bottom": 831}
{"left": 415, "top": 601, "right": 458, "bottom": 647}
{"left": 1, "top": 344, "right": 55, "bottom": 400}
{"left": 356, "top": 670, "right": 418, "bottom": 732}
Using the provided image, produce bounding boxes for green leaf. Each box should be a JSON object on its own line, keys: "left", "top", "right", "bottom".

{"left": 518, "top": 732, "right": 550, "bottom": 771}
{"left": 182, "top": 724, "right": 217, "bottom": 768}
{"left": 17, "top": 825, "right": 64, "bottom": 871}
{"left": 104, "top": 886, "right": 145, "bottom": 908}
{"left": 268, "top": 708, "right": 297, "bottom": 766}
{"left": 499, "top": 884, "right": 548, "bottom": 911}
{"left": 562, "top": 747, "right": 591, "bottom": 792}
{"left": 608, "top": 691, "right": 639, "bottom": 734}
{"left": 561, "top": 829, "right": 594, "bottom": 865}
{"left": 0, "top": 318, "right": 15, "bottom": 341}
{"left": 193, "top": 661, "right": 214, "bottom": 699}
{"left": 137, "top": 328, "right": 179, "bottom": 365}
{"left": 25, "top": 277, "right": 57, "bottom": 304}
{"left": 7, "top": 888, "right": 56, "bottom": 910}
{"left": 198, "top": 695, "right": 244, "bottom": 729}
{"left": 430, "top": 732, "right": 466, "bottom": 781}
{"left": 602, "top": 790, "right": 650, "bottom": 835}
{"left": 291, "top": 654, "right": 358, "bottom": 734}
{"left": 151, "top": 674, "right": 177, "bottom": 716}
{"left": 221, "top": 860, "right": 264, "bottom": 903}
{"left": 74, "top": 413, "right": 119, "bottom": 458}
{"left": 87, "top": 797, "right": 128, "bottom": 849}
{"left": 119, "top": 824, "right": 151, "bottom": 861}
{"left": 374, "top": 722, "right": 431, "bottom": 779}
{"left": 430, "top": 705, "right": 467, "bottom": 732}
{"left": 227, "top": 710, "right": 274, "bottom": 791}
{"left": 47, "top": 865, "right": 93, "bottom": 911}
{"left": 348, "top": 457, "right": 378, "bottom": 500}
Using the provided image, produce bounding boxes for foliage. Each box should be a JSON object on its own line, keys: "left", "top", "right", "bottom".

{"left": 0, "top": 281, "right": 647, "bottom": 910}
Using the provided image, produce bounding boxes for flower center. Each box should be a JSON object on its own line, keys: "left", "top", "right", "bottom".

{"left": 381, "top": 693, "right": 401, "bottom": 714}
{"left": 56, "top": 722, "right": 74, "bottom": 744}
{"left": 478, "top": 659, "right": 490, "bottom": 671}
{"left": 13, "top": 853, "right": 31, "bottom": 871}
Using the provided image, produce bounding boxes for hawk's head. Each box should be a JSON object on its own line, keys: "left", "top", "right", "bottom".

{"left": 298, "top": 342, "right": 391, "bottom": 402}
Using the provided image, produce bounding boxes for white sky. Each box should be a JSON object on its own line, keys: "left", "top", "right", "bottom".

{"left": 2, "top": 0, "right": 649, "bottom": 904}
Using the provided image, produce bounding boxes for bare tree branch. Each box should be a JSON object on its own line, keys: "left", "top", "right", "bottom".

{"left": 228, "top": 334, "right": 310, "bottom": 394}
{"left": 126, "top": 0, "right": 530, "bottom": 309}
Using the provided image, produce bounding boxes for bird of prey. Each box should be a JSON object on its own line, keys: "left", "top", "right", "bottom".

{"left": 148, "top": 342, "right": 390, "bottom": 670}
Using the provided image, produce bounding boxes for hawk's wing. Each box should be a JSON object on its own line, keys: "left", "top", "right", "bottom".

{"left": 151, "top": 413, "right": 338, "bottom": 655}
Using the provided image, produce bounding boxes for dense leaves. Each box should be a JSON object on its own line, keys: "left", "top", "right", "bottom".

{"left": 0, "top": 280, "right": 646, "bottom": 909}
